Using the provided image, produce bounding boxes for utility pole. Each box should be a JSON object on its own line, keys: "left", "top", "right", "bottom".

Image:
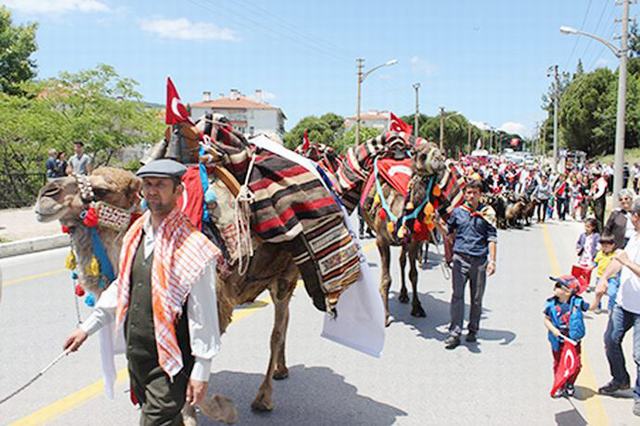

{"left": 547, "top": 64, "right": 560, "bottom": 171}
{"left": 439, "top": 106, "right": 445, "bottom": 152}
{"left": 355, "top": 58, "right": 364, "bottom": 146}
{"left": 613, "top": 0, "right": 630, "bottom": 205}
{"left": 413, "top": 83, "right": 420, "bottom": 138}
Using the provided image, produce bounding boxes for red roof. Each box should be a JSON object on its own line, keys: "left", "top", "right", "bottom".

{"left": 190, "top": 96, "right": 278, "bottom": 110}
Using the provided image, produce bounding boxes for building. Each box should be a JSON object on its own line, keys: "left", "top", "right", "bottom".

{"left": 344, "top": 110, "right": 391, "bottom": 130}
{"left": 189, "top": 89, "right": 286, "bottom": 139}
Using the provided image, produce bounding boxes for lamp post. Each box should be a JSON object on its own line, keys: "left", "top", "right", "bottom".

{"left": 560, "top": 0, "right": 629, "bottom": 206}
{"left": 413, "top": 82, "right": 421, "bottom": 139}
{"left": 355, "top": 58, "right": 398, "bottom": 145}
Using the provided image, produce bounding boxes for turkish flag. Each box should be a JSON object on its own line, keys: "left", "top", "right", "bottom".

{"left": 165, "top": 77, "right": 193, "bottom": 125}
{"left": 302, "top": 129, "right": 311, "bottom": 151}
{"left": 550, "top": 340, "right": 581, "bottom": 396}
{"left": 389, "top": 112, "right": 413, "bottom": 136}
{"left": 376, "top": 158, "right": 413, "bottom": 196}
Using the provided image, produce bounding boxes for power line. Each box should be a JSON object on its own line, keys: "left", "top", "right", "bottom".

{"left": 563, "top": 0, "right": 593, "bottom": 70}
{"left": 579, "top": 0, "right": 614, "bottom": 62}
{"left": 185, "top": 0, "right": 350, "bottom": 63}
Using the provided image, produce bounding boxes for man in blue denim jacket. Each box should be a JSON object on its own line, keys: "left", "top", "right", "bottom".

{"left": 444, "top": 180, "right": 497, "bottom": 349}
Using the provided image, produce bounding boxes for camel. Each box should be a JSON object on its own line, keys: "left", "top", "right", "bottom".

{"left": 35, "top": 167, "right": 300, "bottom": 413}
{"left": 360, "top": 142, "right": 449, "bottom": 325}
{"left": 297, "top": 135, "right": 455, "bottom": 325}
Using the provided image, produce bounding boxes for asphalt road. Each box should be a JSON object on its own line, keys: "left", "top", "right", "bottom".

{"left": 0, "top": 219, "right": 637, "bottom": 425}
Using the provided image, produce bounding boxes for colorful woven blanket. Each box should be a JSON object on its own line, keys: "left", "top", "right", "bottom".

{"left": 211, "top": 128, "right": 360, "bottom": 313}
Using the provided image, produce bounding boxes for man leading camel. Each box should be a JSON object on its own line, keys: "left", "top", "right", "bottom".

{"left": 63, "top": 159, "right": 221, "bottom": 425}
{"left": 444, "top": 179, "right": 497, "bottom": 349}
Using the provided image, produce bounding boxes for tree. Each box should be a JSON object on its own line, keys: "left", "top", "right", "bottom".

{"left": 0, "top": 64, "right": 165, "bottom": 207}
{"left": 319, "top": 112, "right": 344, "bottom": 134}
{"left": 333, "top": 126, "right": 380, "bottom": 153}
{"left": 559, "top": 67, "right": 616, "bottom": 155}
{"left": 0, "top": 7, "right": 37, "bottom": 95}
{"left": 283, "top": 115, "right": 334, "bottom": 150}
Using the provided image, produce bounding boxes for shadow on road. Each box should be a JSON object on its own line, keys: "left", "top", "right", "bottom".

{"left": 554, "top": 408, "right": 588, "bottom": 426}
{"left": 202, "top": 364, "right": 407, "bottom": 425}
{"left": 573, "top": 385, "right": 596, "bottom": 401}
{"left": 388, "top": 291, "right": 516, "bottom": 352}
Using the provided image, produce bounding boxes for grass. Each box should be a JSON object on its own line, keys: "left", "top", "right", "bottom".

{"left": 0, "top": 236, "right": 11, "bottom": 244}
{"left": 595, "top": 147, "right": 640, "bottom": 164}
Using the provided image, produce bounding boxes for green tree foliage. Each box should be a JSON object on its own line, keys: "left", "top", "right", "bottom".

{"left": 283, "top": 115, "right": 334, "bottom": 150}
{"left": 333, "top": 126, "right": 381, "bottom": 153}
{"left": 319, "top": 112, "right": 344, "bottom": 134}
{"left": 0, "top": 7, "right": 37, "bottom": 95}
{"left": 558, "top": 68, "right": 616, "bottom": 156}
{"left": 0, "top": 64, "right": 165, "bottom": 207}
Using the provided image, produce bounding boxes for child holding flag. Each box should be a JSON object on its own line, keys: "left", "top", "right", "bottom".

{"left": 544, "top": 275, "right": 590, "bottom": 397}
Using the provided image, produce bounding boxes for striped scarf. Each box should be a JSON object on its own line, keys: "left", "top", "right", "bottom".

{"left": 115, "top": 206, "right": 220, "bottom": 378}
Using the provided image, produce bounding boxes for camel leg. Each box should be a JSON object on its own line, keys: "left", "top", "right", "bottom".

{"left": 251, "top": 279, "right": 295, "bottom": 412}
{"left": 377, "top": 238, "right": 393, "bottom": 327}
{"left": 398, "top": 246, "right": 409, "bottom": 304}
{"left": 409, "top": 240, "right": 426, "bottom": 318}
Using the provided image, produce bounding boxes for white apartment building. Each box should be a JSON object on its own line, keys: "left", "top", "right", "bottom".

{"left": 344, "top": 110, "right": 391, "bottom": 130}
{"left": 189, "top": 89, "right": 286, "bottom": 139}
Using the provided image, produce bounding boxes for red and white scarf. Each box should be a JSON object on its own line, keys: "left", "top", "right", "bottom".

{"left": 115, "top": 207, "right": 220, "bottom": 378}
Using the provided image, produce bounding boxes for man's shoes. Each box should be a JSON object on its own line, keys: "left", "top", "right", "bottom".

{"left": 466, "top": 332, "right": 477, "bottom": 343}
{"left": 444, "top": 335, "right": 460, "bottom": 350}
{"left": 633, "top": 400, "right": 640, "bottom": 417}
{"left": 598, "top": 380, "right": 630, "bottom": 395}
{"left": 564, "top": 383, "right": 575, "bottom": 397}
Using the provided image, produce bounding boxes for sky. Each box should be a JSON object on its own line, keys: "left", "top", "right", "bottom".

{"left": 1, "top": 0, "right": 631, "bottom": 138}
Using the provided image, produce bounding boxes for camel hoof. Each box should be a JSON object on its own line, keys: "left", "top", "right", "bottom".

{"left": 411, "top": 305, "right": 426, "bottom": 318}
{"left": 272, "top": 366, "right": 289, "bottom": 380}
{"left": 398, "top": 292, "right": 409, "bottom": 304}
{"left": 251, "top": 397, "right": 274, "bottom": 412}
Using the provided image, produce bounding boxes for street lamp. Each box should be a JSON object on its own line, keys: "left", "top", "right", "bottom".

{"left": 560, "top": 0, "right": 629, "bottom": 207}
{"left": 355, "top": 58, "right": 398, "bottom": 145}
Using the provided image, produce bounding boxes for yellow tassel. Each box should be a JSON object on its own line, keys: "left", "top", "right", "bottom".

{"left": 386, "top": 221, "right": 395, "bottom": 234}
{"left": 65, "top": 251, "right": 77, "bottom": 270}
{"left": 374, "top": 193, "right": 381, "bottom": 206}
{"left": 423, "top": 203, "right": 435, "bottom": 224}
{"left": 85, "top": 256, "right": 100, "bottom": 277}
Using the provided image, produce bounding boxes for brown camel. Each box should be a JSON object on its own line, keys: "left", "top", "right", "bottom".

{"left": 35, "top": 167, "right": 299, "bottom": 412}
{"left": 360, "top": 142, "right": 449, "bottom": 325}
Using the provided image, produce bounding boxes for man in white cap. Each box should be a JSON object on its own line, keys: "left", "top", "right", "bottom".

{"left": 63, "top": 159, "right": 221, "bottom": 425}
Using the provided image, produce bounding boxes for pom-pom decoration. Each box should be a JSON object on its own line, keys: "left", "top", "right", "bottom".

{"left": 82, "top": 207, "right": 99, "bottom": 228}
{"left": 386, "top": 221, "right": 395, "bottom": 234}
{"left": 61, "top": 225, "right": 71, "bottom": 234}
{"left": 75, "top": 284, "right": 85, "bottom": 297}
{"left": 85, "top": 293, "right": 96, "bottom": 307}
{"left": 378, "top": 209, "right": 387, "bottom": 221}
{"left": 65, "top": 251, "right": 77, "bottom": 271}
{"left": 406, "top": 201, "right": 414, "bottom": 210}
{"left": 85, "top": 256, "right": 100, "bottom": 277}
{"left": 432, "top": 184, "right": 442, "bottom": 198}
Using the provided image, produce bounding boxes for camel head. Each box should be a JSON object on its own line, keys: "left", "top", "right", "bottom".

{"left": 412, "top": 141, "right": 446, "bottom": 178}
{"left": 35, "top": 167, "right": 141, "bottom": 294}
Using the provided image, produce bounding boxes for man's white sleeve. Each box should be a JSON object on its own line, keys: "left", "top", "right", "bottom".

{"left": 187, "top": 262, "right": 222, "bottom": 382}
{"left": 79, "top": 281, "right": 118, "bottom": 335}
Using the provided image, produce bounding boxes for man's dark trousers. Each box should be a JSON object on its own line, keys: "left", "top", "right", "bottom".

{"left": 449, "top": 253, "right": 488, "bottom": 336}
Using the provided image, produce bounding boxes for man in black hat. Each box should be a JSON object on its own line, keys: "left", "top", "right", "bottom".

{"left": 64, "top": 159, "right": 222, "bottom": 425}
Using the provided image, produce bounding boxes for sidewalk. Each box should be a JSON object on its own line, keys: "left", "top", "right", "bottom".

{"left": 0, "top": 206, "right": 61, "bottom": 242}
{"left": 0, "top": 206, "right": 67, "bottom": 258}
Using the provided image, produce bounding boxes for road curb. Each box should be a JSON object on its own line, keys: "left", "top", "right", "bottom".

{"left": 0, "top": 234, "right": 69, "bottom": 259}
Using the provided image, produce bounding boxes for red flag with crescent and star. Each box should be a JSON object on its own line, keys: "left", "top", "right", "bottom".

{"left": 550, "top": 340, "right": 581, "bottom": 396}
{"left": 389, "top": 112, "right": 413, "bottom": 136}
{"left": 302, "top": 129, "right": 311, "bottom": 151}
{"left": 165, "top": 77, "right": 193, "bottom": 125}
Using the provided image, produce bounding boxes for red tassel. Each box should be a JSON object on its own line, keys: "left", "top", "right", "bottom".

{"left": 82, "top": 207, "right": 99, "bottom": 228}
{"left": 75, "top": 283, "right": 85, "bottom": 297}
{"left": 378, "top": 209, "right": 387, "bottom": 221}
{"left": 61, "top": 225, "right": 71, "bottom": 234}
{"left": 130, "top": 385, "right": 139, "bottom": 406}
